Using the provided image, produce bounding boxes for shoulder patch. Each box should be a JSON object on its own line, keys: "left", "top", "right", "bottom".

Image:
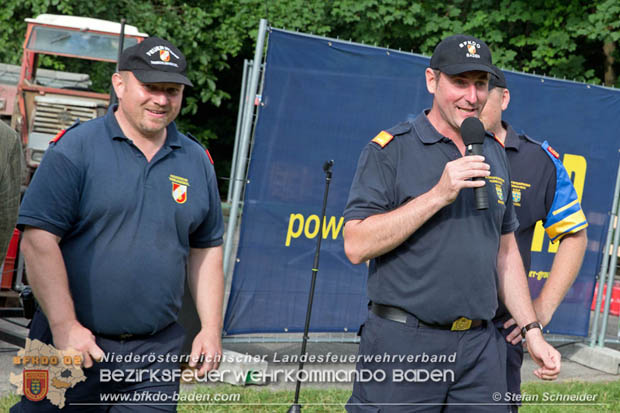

{"left": 50, "top": 129, "right": 66, "bottom": 144}
{"left": 546, "top": 145, "right": 560, "bottom": 159}
{"left": 540, "top": 141, "right": 562, "bottom": 164}
{"left": 50, "top": 120, "right": 80, "bottom": 144}
{"left": 187, "top": 132, "right": 214, "bottom": 164}
{"left": 541, "top": 138, "right": 588, "bottom": 241}
{"left": 370, "top": 121, "right": 412, "bottom": 148}
{"left": 371, "top": 131, "right": 394, "bottom": 148}
{"left": 205, "top": 148, "right": 214, "bottom": 164}
{"left": 541, "top": 140, "right": 565, "bottom": 165}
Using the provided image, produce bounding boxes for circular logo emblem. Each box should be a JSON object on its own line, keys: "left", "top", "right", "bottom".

{"left": 160, "top": 50, "right": 170, "bottom": 62}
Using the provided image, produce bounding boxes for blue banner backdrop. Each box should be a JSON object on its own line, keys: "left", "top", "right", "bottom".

{"left": 223, "top": 29, "right": 620, "bottom": 337}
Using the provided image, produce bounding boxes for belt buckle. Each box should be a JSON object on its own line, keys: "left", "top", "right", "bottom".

{"left": 451, "top": 317, "right": 472, "bottom": 331}
{"left": 118, "top": 333, "right": 134, "bottom": 340}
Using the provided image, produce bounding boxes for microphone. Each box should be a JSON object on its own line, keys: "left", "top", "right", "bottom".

{"left": 323, "top": 160, "right": 334, "bottom": 179}
{"left": 460, "top": 117, "right": 488, "bottom": 210}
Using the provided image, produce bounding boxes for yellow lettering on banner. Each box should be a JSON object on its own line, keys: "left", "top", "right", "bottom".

{"left": 304, "top": 215, "right": 321, "bottom": 238}
{"left": 285, "top": 213, "right": 345, "bottom": 246}
{"left": 563, "top": 154, "right": 586, "bottom": 203}
{"left": 286, "top": 214, "right": 304, "bottom": 247}
{"left": 528, "top": 270, "right": 550, "bottom": 281}
{"left": 547, "top": 237, "right": 560, "bottom": 253}
{"left": 323, "top": 216, "right": 345, "bottom": 240}
{"left": 531, "top": 221, "right": 545, "bottom": 252}
{"left": 530, "top": 153, "right": 587, "bottom": 254}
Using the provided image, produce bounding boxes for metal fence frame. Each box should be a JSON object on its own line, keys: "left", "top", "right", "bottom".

{"left": 590, "top": 159, "right": 620, "bottom": 346}
{"left": 227, "top": 59, "right": 252, "bottom": 204}
{"left": 223, "top": 19, "right": 268, "bottom": 280}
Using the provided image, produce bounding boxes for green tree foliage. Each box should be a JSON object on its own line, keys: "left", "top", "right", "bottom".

{"left": 328, "top": 0, "right": 619, "bottom": 84}
{"left": 1, "top": 0, "right": 618, "bottom": 195}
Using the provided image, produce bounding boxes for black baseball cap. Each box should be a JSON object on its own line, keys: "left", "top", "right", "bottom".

{"left": 430, "top": 34, "right": 495, "bottom": 76}
{"left": 489, "top": 65, "right": 507, "bottom": 90}
{"left": 118, "top": 37, "right": 193, "bottom": 87}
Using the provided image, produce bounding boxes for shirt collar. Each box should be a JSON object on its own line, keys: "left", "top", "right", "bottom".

{"left": 105, "top": 104, "right": 182, "bottom": 149}
{"left": 413, "top": 109, "right": 446, "bottom": 144}
{"left": 503, "top": 121, "right": 521, "bottom": 151}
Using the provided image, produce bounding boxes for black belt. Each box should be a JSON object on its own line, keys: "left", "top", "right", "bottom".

{"left": 97, "top": 332, "right": 152, "bottom": 341}
{"left": 370, "top": 303, "right": 484, "bottom": 331}
{"left": 96, "top": 322, "right": 176, "bottom": 341}
{"left": 96, "top": 326, "right": 171, "bottom": 341}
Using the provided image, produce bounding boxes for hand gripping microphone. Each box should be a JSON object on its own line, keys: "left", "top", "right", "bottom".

{"left": 460, "top": 117, "right": 489, "bottom": 210}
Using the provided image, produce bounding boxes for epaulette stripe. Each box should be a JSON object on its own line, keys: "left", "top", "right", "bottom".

{"left": 546, "top": 145, "right": 560, "bottom": 159}
{"left": 205, "top": 149, "right": 214, "bottom": 165}
{"left": 50, "top": 129, "right": 66, "bottom": 143}
{"left": 50, "top": 120, "right": 81, "bottom": 143}
{"left": 552, "top": 199, "right": 579, "bottom": 216}
{"left": 371, "top": 131, "right": 394, "bottom": 148}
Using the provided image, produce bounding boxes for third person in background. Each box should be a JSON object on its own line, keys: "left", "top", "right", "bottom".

{"left": 480, "top": 66, "right": 588, "bottom": 412}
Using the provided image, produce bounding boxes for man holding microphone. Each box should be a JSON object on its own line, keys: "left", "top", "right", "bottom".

{"left": 344, "top": 34, "right": 561, "bottom": 411}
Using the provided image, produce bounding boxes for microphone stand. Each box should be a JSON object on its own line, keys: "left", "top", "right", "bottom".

{"left": 287, "top": 160, "right": 334, "bottom": 413}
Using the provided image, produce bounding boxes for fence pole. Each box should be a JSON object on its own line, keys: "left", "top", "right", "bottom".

{"left": 598, "top": 164, "right": 620, "bottom": 346}
{"left": 590, "top": 159, "right": 620, "bottom": 346}
{"left": 223, "top": 19, "right": 268, "bottom": 280}
{"left": 227, "top": 59, "right": 252, "bottom": 203}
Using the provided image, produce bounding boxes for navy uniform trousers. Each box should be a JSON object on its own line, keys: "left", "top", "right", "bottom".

{"left": 347, "top": 311, "right": 510, "bottom": 412}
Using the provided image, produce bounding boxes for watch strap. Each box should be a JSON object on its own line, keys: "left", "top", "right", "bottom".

{"left": 521, "top": 321, "right": 543, "bottom": 339}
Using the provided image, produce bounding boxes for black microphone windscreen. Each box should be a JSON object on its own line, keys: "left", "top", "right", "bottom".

{"left": 323, "top": 160, "right": 334, "bottom": 172}
{"left": 460, "top": 117, "right": 486, "bottom": 146}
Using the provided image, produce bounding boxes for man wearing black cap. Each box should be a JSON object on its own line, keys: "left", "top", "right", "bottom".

{"left": 12, "top": 37, "right": 224, "bottom": 412}
{"left": 481, "top": 67, "right": 588, "bottom": 412}
{"left": 343, "top": 34, "right": 561, "bottom": 411}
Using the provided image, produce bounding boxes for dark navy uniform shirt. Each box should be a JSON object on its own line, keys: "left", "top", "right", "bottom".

{"left": 18, "top": 106, "right": 224, "bottom": 335}
{"left": 344, "top": 111, "right": 519, "bottom": 325}
{"left": 494, "top": 122, "right": 588, "bottom": 320}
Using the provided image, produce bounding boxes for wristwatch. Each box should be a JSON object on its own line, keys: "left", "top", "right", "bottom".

{"left": 521, "top": 321, "right": 543, "bottom": 339}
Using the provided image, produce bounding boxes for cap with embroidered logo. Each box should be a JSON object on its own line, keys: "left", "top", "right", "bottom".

{"left": 430, "top": 34, "right": 495, "bottom": 76}
{"left": 118, "top": 36, "right": 193, "bottom": 87}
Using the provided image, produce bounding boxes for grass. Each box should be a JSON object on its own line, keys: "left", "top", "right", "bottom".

{"left": 0, "top": 394, "right": 19, "bottom": 412}
{"left": 518, "top": 381, "right": 620, "bottom": 413}
{"left": 2, "top": 381, "right": 619, "bottom": 412}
